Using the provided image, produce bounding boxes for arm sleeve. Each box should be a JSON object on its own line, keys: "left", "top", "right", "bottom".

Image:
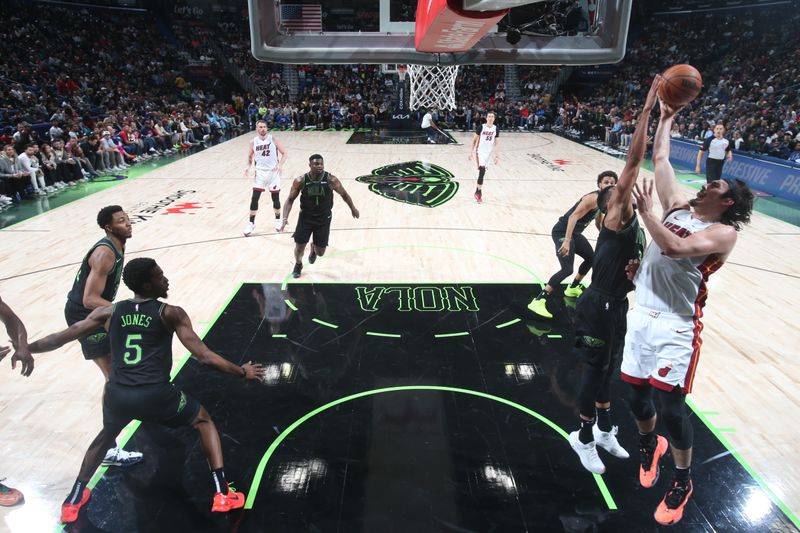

{"left": 701, "top": 137, "right": 711, "bottom": 151}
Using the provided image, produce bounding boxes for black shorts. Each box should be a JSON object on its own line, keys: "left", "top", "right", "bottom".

{"left": 103, "top": 381, "right": 202, "bottom": 434}
{"left": 64, "top": 299, "right": 109, "bottom": 360}
{"left": 293, "top": 215, "right": 332, "bottom": 247}
{"left": 705, "top": 158, "right": 724, "bottom": 182}
{"left": 573, "top": 287, "right": 629, "bottom": 368}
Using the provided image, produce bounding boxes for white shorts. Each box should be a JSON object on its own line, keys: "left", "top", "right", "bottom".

{"left": 476, "top": 150, "right": 492, "bottom": 168}
{"left": 620, "top": 305, "right": 703, "bottom": 393}
{"left": 254, "top": 168, "right": 280, "bottom": 192}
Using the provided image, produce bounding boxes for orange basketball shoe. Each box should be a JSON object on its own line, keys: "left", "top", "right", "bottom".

{"left": 0, "top": 480, "right": 24, "bottom": 507}
{"left": 61, "top": 488, "right": 91, "bottom": 523}
{"left": 639, "top": 434, "right": 668, "bottom": 488}
{"left": 212, "top": 488, "right": 245, "bottom": 513}
{"left": 655, "top": 479, "right": 693, "bottom": 525}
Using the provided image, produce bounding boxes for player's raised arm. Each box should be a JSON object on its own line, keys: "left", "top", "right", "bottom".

{"left": 652, "top": 100, "right": 691, "bottom": 215}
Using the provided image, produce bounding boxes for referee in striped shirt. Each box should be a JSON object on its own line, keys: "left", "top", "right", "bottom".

{"left": 695, "top": 124, "right": 733, "bottom": 183}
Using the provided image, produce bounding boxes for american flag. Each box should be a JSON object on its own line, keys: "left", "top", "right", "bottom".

{"left": 281, "top": 4, "right": 323, "bottom": 32}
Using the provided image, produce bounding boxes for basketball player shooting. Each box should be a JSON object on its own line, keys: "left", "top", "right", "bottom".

{"left": 622, "top": 96, "right": 754, "bottom": 526}
{"left": 243, "top": 120, "right": 288, "bottom": 236}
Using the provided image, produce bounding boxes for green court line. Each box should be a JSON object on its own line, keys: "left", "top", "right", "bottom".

{"left": 272, "top": 334, "right": 288, "bottom": 338}
{"left": 495, "top": 318, "right": 522, "bottom": 329}
{"left": 546, "top": 334, "right": 563, "bottom": 339}
{"left": 312, "top": 318, "right": 338, "bottom": 329}
{"left": 698, "top": 411, "right": 720, "bottom": 415}
{"left": 243, "top": 385, "right": 616, "bottom": 510}
{"left": 284, "top": 299, "right": 298, "bottom": 311}
{"left": 366, "top": 331, "right": 402, "bottom": 338}
{"left": 434, "top": 331, "right": 470, "bottom": 338}
{"left": 687, "top": 398, "right": 800, "bottom": 529}
{"left": 715, "top": 428, "right": 736, "bottom": 433}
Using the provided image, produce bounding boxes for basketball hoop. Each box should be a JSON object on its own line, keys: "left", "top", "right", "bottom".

{"left": 398, "top": 64, "right": 408, "bottom": 83}
{"left": 407, "top": 64, "right": 460, "bottom": 111}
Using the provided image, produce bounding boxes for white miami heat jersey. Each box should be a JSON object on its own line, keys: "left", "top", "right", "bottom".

{"left": 476, "top": 124, "right": 498, "bottom": 157}
{"left": 252, "top": 134, "right": 278, "bottom": 170}
{"left": 633, "top": 209, "right": 723, "bottom": 317}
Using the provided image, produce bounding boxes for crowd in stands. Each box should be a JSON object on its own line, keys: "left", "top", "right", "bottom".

{"left": 4, "top": 3, "right": 799, "bottom": 207}
{"left": 556, "top": 9, "right": 800, "bottom": 162}
{"left": 0, "top": 1, "right": 246, "bottom": 207}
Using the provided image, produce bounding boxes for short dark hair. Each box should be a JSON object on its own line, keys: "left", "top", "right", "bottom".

{"left": 597, "top": 185, "right": 615, "bottom": 213}
{"left": 597, "top": 170, "right": 618, "bottom": 186}
{"left": 256, "top": 119, "right": 267, "bottom": 126}
{"left": 309, "top": 154, "right": 323, "bottom": 162}
{"left": 97, "top": 205, "right": 123, "bottom": 229}
{"left": 123, "top": 258, "right": 157, "bottom": 294}
{"left": 720, "top": 179, "right": 754, "bottom": 231}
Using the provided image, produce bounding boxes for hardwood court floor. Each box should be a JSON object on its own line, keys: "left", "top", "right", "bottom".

{"left": 0, "top": 131, "right": 798, "bottom": 531}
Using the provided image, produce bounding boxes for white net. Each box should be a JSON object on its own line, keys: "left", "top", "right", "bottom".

{"left": 407, "top": 65, "right": 460, "bottom": 111}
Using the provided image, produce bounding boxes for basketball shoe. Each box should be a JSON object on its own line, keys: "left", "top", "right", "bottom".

{"left": 640, "top": 434, "right": 668, "bottom": 488}
{"left": 292, "top": 263, "right": 303, "bottom": 278}
{"left": 102, "top": 447, "right": 143, "bottom": 467}
{"left": 274, "top": 217, "right": 282, "bottom": 231}
{"left": 654, "top": 479, "right": 693, "bottom": 525}
{"left": 308, "top": 246, "right": 317, "bottom": 264}
{"left": 527, "top": 297, "right": 553, "bottom": 319}
{"left": 212, "top": 488, "right": 245, "bottom": 513}
{"left": 593, "top": 425, "right": 630, "bottom": 459}
{"left": 0, "top": 479, "right": 24, "bottom": 507}
{"left": 568, "top": 431, "right": 605, "bottom": 474}
{"left": 563, "top": 283, "right": 585, "bottom": 298}
{"left": 61, "top": 488, "right": 90, "bottom": 523}
{"left": 474, "top": 190, "right": 482, "bottom": 203}
{"left": 243, "top": 222, "right": 255, "bottom": 236}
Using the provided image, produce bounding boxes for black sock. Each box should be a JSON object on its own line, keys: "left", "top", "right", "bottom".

{"left": 65, "top": 479, "right": 87, "bottom": 505}
{"left": 537, "top": 290, "right": 549, "bottom": 300}
{"left": 211, "top": 468, "right": 228, "bottom": 494}
{"left": 639, "top": 431, "right": 656, "bottom": 450}
{"left": 249, "top": 215, "right": 255, "bottom": 223}
{"left": 475, "top": 187, "right": 481, "bottom": 194}
{"left": 675, "top": 466, "right": 691, "bottom": 483}
{"left": 596, "top": 407, "right": 612, "bottom": 432}
{"left": 578, "top": 418, "right": 595, "bottom": 444}
{"left": 569, "top": 279, "right": 581, "bottom": 288}
{"left": 275, "top": 213, "right": 280, "bottom": 219}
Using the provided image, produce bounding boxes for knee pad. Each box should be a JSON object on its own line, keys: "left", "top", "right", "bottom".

{"left": 629, "top": 384, "right": 656, "bottom": 421}
{"left": 271, "top": 191, "right": 280, "bottom": 210}
{"left": 659, "top": 389, "right": 694, "bottom": 449}
{"left": 250, "top": 189, "right": 262, "bottom": 211}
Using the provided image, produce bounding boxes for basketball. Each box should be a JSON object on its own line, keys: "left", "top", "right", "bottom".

{"left": 658, "top": 64, "right": 703, "bottom": 107}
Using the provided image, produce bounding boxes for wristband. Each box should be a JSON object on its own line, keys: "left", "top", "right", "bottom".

{"left": 240, "top": 365, "right": 246, "bottom": 378}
